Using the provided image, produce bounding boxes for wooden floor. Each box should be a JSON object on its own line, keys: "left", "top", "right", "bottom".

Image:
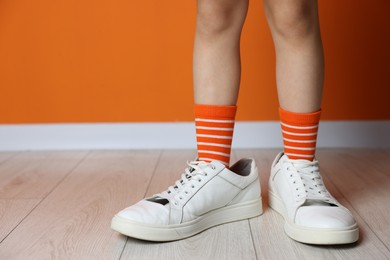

{"left": 0, "top": 149, "right": 389, "bottom": 260}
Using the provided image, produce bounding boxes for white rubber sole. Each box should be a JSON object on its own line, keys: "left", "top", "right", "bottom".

{"left": 268, "top": 190, "right": 359, "bottom": 245}
{"left": 111, "top": 197, "right": 263, "bottom": 242}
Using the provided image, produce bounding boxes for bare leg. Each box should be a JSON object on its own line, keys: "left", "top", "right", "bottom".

{"left": 264, "top": 0, "right": 324, "bottom": 113}
{"left": 193, "top": 0, "right": 249, "bottom": 105}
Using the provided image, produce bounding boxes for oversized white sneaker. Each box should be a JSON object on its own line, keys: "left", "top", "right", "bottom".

{"left": 268, "top": 152, "right": 359, "bottom": 244}
{"left": 111, "top": 158, "right": 262, "bottom": 241}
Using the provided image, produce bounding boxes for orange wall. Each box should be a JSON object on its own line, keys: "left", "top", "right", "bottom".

{"left": 0, "top": 0, "right": 389, "bottom": 124}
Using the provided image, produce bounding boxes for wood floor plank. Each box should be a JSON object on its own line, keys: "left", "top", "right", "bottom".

{"left": 1, "top": 149, "right": 388, "bottom": 259}
{"left": 0, "top": 152, "right": 18, "bottom": 164}
{"left": 0, "top": 151, "right": 88, "bottom": 199}
{"left": 0, "top": 150, "right": 161, "bottom": 260}
{"left": 122, "top": 220, "right": 256, "bottom": 260}
{"left": 346, "top": 148, "right": 390, "bottom": 176}
{"left": 121, "top": 150, "right": 257, "bottom": 260}
{"left": 236, "top": 149, "right": 390, "bottom": 260}
{"left": 0, "top": 199, "right": 40, "bottom": 242}
{"left": 317, "top": 149, "right": 390, "bottom": 252}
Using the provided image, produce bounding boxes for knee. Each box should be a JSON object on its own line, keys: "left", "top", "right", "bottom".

{"left": 196, "top": 0, "right": 248, "bottom": 36}
{"left": 264, "top": 0, "right": 319, "bottom": 39}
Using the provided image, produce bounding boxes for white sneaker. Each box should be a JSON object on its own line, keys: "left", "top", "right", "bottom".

{"left": 111, "top": 158, "right": 262, "bottom": 241}
{"left": 268, "top": 152, "right": 359, "bottom": 244}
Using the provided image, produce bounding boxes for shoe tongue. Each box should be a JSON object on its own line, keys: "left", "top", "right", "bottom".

{"left": 285, "top": 158, "right": 316, "bottom": 173}
{"left": 188, "top": 161, "right": 207, "bottom": 173}
{"left": 295, "top": 159, "right": 312, "bottom": 163}
{"left": 210, "top": 160, "right": 226, "bottom": 168}
{"left": 190, "top": 158, "right": 212, "bottom": 172}
{"left": 282, "top": 154, "right": 312, "bottom": 163}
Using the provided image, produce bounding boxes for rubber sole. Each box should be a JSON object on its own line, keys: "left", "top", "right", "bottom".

{"left": 268, "top": 190, "right": 359, "bottom": 245}
{"left": 111, "top": 197, "right": 263, "bottom": 242}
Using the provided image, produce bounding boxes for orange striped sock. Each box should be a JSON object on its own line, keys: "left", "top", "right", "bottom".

{"left": 194, "top": 104, "right": 237, "bottom": 167}
{"left": 279, "top": 107, "right": 321, "bottom": 161}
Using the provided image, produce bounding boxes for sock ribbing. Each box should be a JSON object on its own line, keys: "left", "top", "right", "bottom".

{"left": 279, "top": 107, "right": 321, "bottom": 161}
{"left": 194, "top": 104, "right": 237, "bottom": 167}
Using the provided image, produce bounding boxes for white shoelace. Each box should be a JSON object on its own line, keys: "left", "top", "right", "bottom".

{"left": 157, "top": 160, "right": 215, "bottom": 200}
{"left": 285, "top": 158, "right": 332, "bottom": 204}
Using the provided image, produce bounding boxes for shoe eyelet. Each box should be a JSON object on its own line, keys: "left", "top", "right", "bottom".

{"left": 210, "top": 164, "right": 216, "bottom": 170}
{"left": 191, "top": 185, "right": 195, "bottom": 188}
{"left": 179, "top": 197, "right": 183, "bottom": 200}
{"left": 174, "top": 202, "right": 178, "bottom": 205}
{"left": 296, "top": 188, "right": 298, "bottom": 191}
{"left": 185, "top": 191, "right": 188, "bottom": 194}
{"left": 198, "top": 179, "right": 202, "bottom": 182}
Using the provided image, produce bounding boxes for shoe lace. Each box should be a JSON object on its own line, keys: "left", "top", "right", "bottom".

{"left": 285, "top": 158, "right": 332, "bottom": 203}
{"left": 162, "top": 160, "right": 214, "bottom": 197}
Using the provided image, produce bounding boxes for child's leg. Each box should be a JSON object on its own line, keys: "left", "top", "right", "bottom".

{"left": 264, "top": 0, "right": 324, "bottom": 113}
{"left": 193, "top": 0, "right": 248, "bottom": 166}
{"left": 265, "top": 0, "right": 359, "bottom": 245}
{"left": 193, "top": 0, "right": 248, "bottom": 105}
{"left": 110, "top": 0, "right": 263, "bottom": 241}
{"left": 264, "top": 0, "right": 323, "bottom": 160}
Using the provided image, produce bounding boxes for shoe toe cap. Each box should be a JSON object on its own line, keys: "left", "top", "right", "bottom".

{"left": 295, "top": 206, "right": 356, "bottom": 229}
{"left": 117, "top": 200, "right": 169, "bottom": 225}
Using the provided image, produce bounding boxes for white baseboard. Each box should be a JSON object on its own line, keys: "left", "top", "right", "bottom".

{"left": 0, "top": 121, "right": 389, "bottom": 151}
